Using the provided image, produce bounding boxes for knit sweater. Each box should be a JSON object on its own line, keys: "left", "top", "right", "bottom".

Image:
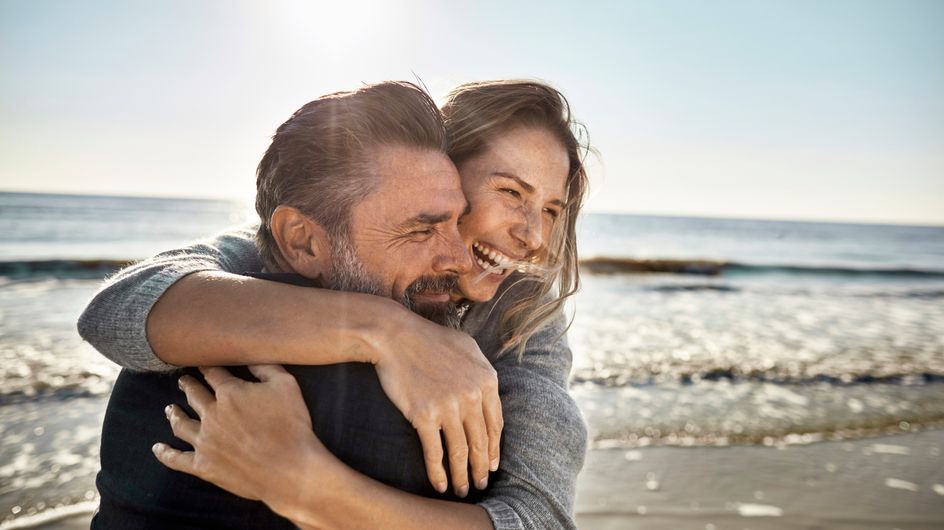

{"left": 77, "top": 225, "right": 588, "bottom": 530}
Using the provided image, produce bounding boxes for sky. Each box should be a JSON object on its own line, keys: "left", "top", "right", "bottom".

{"left": 1, "top": 0, "right": 942, "bottom": 225}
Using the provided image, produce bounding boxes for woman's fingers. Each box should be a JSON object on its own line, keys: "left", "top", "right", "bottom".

{"left": 441, "top": 416, "right": 470, "bottom": 498}
{"left": 178, "top": 375, "right": 215, "bottom": 418}
{"left": 151, "top": 442, "right": 195, "bottom": 474}
{"left": 416, "top": 423, "right": 448, "bottom": 494}
{"left": 482, "top": 392, "right": 504, "bottom": 472}
{"left": 246, "top": 364, "right": 288, "bottom": 382}
{"left": 165, "top": 404, "right": 200, "bottom": 445}
{"left": 463, "top": 410, "right": 490, "bottom": 490}
{"left": 199, "top": 366, "right": 239, "bottom": 391}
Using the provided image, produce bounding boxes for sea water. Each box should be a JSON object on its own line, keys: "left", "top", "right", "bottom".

{"left": 1, "top": 192, "right": 943, "bottom": 522}
{"left": 571, "top": 214, "right": 944, "bottom": 446}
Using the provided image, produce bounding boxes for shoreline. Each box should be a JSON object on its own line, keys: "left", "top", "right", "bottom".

{"left": 5, "top": 429, "right": 942, "bottom": 530}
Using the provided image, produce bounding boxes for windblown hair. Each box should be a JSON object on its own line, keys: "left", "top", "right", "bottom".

{"left": 255, "top": 81, "right": 447, "bottom": 270}
{"left": 442, "top": 80, "right": 591, "bottom": 357}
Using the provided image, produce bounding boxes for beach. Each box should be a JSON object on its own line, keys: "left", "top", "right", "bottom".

{"left": 6, "top": 424, "right": 943, "bottom": 529}
{"left": 2, "top": 193, "right": 943, "bottom": 529}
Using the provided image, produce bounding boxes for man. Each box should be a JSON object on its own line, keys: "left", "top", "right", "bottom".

{"left": 90, "top": 82, "right": 485, "bottom": 529}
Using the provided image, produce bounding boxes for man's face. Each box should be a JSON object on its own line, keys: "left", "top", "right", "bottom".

{"left": 325, "top": 144, "right": 471, "bottom": 326}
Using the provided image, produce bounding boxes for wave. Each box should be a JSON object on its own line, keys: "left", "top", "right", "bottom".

{"left": 4, "top": 256, "right": 943, "bottom": 282}
{"left": 0, "top": 259, "right": 130, "bottom": 278}
{"left": 571, "top": 369, "right": 944, "bottom": 387}
{"left": 579, "top": 257, "right": 944, "bottom": 278}
{"left": 0, "top": 387, "right": 109, "bottom": 406}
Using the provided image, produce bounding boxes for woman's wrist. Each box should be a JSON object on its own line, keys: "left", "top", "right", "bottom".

{"left": 264, "top": 441, "right": 348, "bottom": 528}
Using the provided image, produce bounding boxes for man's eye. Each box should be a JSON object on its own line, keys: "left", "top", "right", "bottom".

{"left": 412, "top": 228, "right": 434, "bottom": 237}
{"left": 500, "top": 188, "right": 521, "bottom": 199}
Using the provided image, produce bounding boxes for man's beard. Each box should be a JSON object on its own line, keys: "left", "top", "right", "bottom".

{"left": 325, "top": 234, "right": 462, "bottom": 329}
{"left": 400, "top": 275, "right": 462, "bottom": 330}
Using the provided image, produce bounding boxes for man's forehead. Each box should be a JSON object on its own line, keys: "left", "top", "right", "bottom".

{"left": 353, "top": 145, "right": 466, "bottom": 227}
{"left": 370, "top": 146, "right": 458, "bottom": 185}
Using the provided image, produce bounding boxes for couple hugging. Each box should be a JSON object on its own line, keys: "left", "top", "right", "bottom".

{"left": 79, "top": 79, "right": 591, "bottom": 529}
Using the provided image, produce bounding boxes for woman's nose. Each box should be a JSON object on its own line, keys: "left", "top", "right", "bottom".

{"left": 510, "top": 209, "right": 543, "bottom": 252}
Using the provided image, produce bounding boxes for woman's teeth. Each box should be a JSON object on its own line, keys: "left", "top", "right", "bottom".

{"left": 472, "top": 241, "right": 528, "bottom": 274}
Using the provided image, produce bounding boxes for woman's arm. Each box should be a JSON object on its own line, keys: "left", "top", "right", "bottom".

{"left": 77, "top": 225, "right": 263, "bottom": 372}
{"left": 77, "top": 226, "right": 420, "bottom": 371}
{"left": 288, "top": 456, "right": 494, "bottom": 530}
{"left": 476, "top": 349, "right": 587, "bottom": 529}
{"left": 473, "top": 305, "right": 588, "bottom": 530}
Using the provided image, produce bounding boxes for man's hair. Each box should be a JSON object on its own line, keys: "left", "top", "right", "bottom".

{"left": 254, "top": 81, "right": 448, "bottom": 270}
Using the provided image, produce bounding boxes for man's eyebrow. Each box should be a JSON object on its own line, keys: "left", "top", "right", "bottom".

{"left": 494, "top": 172, "right": 565, "bottom": 208}
{"left": 397, "top": 211, "right": 452, "bottom": 230}
{"left": 408, "top": 212, "right": 450, "bottom": 226}
{"left": 399, "top": 200, "right": 470, "bottom": 229}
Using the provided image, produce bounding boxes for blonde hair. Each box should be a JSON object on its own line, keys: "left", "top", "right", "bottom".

{"left": 441, "top": 80, "right": 591, "bottom": 357}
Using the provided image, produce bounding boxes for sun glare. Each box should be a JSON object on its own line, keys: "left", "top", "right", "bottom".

{"left": 257, "top": 0, "right": 390, "bottom": 55}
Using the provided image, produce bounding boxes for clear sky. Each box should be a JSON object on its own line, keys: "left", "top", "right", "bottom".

{"left": 1, "top": 0, "right": 942, "bottom": 225}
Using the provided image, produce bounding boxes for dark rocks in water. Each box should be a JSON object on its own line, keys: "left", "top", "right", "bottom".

{"left": 0, "top": 259, "right": 131, "bottom": 279}
{"left": 579, "top": 257, "right": 726, "bottom": 276}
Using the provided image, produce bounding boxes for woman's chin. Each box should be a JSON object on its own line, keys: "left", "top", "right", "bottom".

{"left": 458, "top": 279, "right": 501, "bottom": 303}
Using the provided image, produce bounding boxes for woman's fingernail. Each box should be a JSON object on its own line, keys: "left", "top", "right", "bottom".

{"left": 476, "top": 477, "right": 488, "bottom": 490}
{"left": 151, "top": 443, "right": 163, "bottom": 454}
{"left": 435, "top": 481, "right": 447, "bottom": 494}
{"left": 177, "top": 378, "right": 185, "bottom": 390}
{"left": 164, "top": 405, "right": 173, "bottom": 418}
{"left": 458, "top": 484, "right": 469, "bottom": 498}
{"left": 490, "top": 458, "right": 499, "bottom": 471}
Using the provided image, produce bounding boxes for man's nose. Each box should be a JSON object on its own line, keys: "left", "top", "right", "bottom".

{"left": 433, "top": 228, "right": 472, "bottom": 275}
{"left": 510, "top": 209, "right": 543, "bottom": 252}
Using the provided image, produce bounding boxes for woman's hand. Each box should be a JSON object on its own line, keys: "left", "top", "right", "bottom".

{"left": 371, "top": 308, "right": 503, "bottom": 498}
{"left": 152, "top": 365, "right": 328, "bottom": 515}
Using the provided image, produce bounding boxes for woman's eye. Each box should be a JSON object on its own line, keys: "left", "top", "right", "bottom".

{"left": 500, "top": 188, "right": 521, "bottom": 199}
{"left": 544, "top": 208, "right": 560, "bottom": 220}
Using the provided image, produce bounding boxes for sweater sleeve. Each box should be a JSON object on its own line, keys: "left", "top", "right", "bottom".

{"left": 477, "top": 310, "right": 588, "bottom": 530}
{"left": 76, "top": 225, "right": 263, "bottom": 372}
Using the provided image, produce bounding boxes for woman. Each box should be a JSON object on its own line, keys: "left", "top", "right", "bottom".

{"left": 79, "top": 80, "right": 590, "bottom": 529}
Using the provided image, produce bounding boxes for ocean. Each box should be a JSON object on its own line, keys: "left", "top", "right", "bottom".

{"left": 1, "top": 191, "right": 943, "bottom": 524}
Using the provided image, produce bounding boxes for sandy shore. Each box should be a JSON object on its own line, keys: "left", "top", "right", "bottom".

{"left": 575, "top": 429, "right": 944, "bottom": 529}
{"left": 6, "top": 428, "right": 942, "bottom": 530}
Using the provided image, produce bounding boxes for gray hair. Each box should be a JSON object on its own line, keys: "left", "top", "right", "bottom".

{"left": 254, "top": 81, "right": 448, "bottom": 270}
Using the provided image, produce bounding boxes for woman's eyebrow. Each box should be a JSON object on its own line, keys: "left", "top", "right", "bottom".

{"left": 493, "top": 172, "right": 535, "bottom": 193}
{"left": 494, "top": 172, "right": 565, "bottom": 207}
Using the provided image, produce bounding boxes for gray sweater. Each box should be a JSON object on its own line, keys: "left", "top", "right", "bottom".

{"left": 77, "top": 226, "right": 588, "bottom": 530}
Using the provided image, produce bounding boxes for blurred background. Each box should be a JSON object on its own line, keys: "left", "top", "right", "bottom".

{"left": 1, "top": 1, "right": 942, "bottom": 528}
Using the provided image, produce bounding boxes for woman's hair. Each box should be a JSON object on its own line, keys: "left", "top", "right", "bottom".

{"left": 441, "top": 80, "right": 591, "bottom": 357}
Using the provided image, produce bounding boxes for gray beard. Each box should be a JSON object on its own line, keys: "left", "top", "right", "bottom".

{"left": 325, "top": 234, "right": 461, "bottom": 329}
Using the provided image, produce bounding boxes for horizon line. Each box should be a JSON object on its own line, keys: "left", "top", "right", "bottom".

{"left": 2, "top": 188, "right": 942, "bottom": 229}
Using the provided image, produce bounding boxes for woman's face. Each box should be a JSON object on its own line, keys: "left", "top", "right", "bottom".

{"left": 456, "top": 126, "right": 569, "bottom": 302}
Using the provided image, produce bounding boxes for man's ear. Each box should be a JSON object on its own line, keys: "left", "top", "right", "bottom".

{"left": 269, "top": 206, "right": 330, "bottom": 278}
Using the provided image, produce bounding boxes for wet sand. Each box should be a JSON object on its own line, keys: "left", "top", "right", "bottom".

{"left": 575, "top": 429, "right": 944, "bottom": 529}
{"left": 7, "top": 429, "right": 943, "bottom": 530}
